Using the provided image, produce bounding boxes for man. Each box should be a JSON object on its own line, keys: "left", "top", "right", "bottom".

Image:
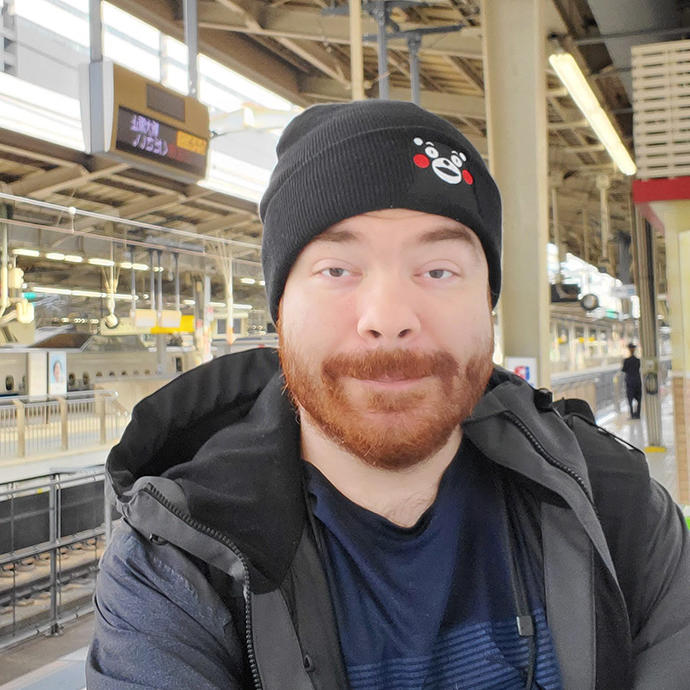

{"left": 623, "top": 342, "right": 643, "bottom": 419}
{"left": 87, "top": 101, "right": 690, "bottom": 689}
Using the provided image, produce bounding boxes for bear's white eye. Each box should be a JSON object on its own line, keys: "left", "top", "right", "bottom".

{"left": 425, "top": 145, "right": 439, "bottom": 159}
{"left": 460, "top": 152, "right": 467, "bottom": 162}
{"left": 450, "top": 153, "right": 463, "bottom": 167}
{"left": 413, "top": 137, "right": 423, "bottom": 146}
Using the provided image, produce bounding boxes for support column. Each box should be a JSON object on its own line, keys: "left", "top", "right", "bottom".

{"left": 349, "top": 0, "right": 365, "bottom": 100}
{"left": 550, "top": 172, "right": 564, "bottom": 282}
{"left": 482, "top": 0, "right": 550, "bottom": 387}
{"left": 632, "top": 210, "right": 663, "bottom": 446}
{"left": 88, "top": 0, "right": 104, "bottom": 153}
{"left": 183, "top": 0, "right": 198, "bottom": 98}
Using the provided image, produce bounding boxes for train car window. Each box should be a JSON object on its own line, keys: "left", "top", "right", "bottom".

{"left": 175, "top": 357, "right": 182, "bottom": 372}
{"left": 145, "top": 369, "right": 151, "bottom": 375}
{"left": 133, "top": 370, "right": 139, "bottom": 376}
{"left": 83, "top": 373, "right": 90, "bottom": 386}
{"left": 121, "top": 371, "right": 127, "bottom": 376}
{"left": 96, "top": 371, "right": 103, "bottom": 378}
{"left": 109, "top": 371, "right": 115, "bottom": 377}
{"left": 5, "top": 375, "right": 14, "bottom": 392}
{"left": 68, "top": 373, "right": 76, "bottom": 386}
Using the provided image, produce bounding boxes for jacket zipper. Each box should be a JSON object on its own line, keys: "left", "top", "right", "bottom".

{"left": 141, "top": 484, "right": 262, "bottom": 690}
{"left": 501, "top": 410, "right": 597, "bottom": 512}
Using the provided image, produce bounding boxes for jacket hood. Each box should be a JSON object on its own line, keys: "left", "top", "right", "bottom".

{"left": 107, "top": 350, "right": 607, "bottom": 589}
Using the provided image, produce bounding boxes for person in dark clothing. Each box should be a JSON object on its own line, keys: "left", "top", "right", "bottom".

{"left": 87, "top": 101, "right": 690, "bottom": 689}
{"left": 623, "top": 343, "right": 642, "bottom": 419}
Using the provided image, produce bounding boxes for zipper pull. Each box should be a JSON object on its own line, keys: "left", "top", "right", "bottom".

{"left": 516, "top": 614, "right": 534, "bottom": 637}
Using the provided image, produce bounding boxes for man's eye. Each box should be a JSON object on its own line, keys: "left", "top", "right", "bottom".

{"left": 426, "top": 269, "right": 454, "bottom": 279}
{"left": 321, "top": 267, "right": 350, "bottom": 278}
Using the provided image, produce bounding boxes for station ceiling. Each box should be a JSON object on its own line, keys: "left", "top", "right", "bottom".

{"left": 2, "top": 0, "right": 686, "bottom": 322}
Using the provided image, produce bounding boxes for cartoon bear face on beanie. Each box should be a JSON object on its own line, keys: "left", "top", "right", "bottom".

{"left": 412, "top": 137, "right": 474, "bottom": 185}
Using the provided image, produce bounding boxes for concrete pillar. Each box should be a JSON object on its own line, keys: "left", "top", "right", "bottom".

{"left": 482, "top": 0, "right": 550, "bottom": 387}
{"left": 643, "top": 200, "right": 690, "bottom": 503}
{"left": 632, "top": 211, "right": 662, "bottom": 445}
{"left": 349, "top": 0, "right": 365, "bottom": 100}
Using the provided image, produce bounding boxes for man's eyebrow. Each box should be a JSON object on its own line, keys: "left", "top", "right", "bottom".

{"left": 419, "top": 225, "right": 480, "bottom": 248}
{"left": 312, "top": 228, "right": 359, "bottom": 244}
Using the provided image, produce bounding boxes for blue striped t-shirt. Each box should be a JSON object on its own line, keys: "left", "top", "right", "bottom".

{"left": 305, "top": 439, "right": 562, "bottom": 689}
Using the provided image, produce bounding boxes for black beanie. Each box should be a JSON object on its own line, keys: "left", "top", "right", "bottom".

{"left": 260, "top": 100, "right": 502, "bottom": 322}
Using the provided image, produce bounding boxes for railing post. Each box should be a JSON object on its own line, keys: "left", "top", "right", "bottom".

{"left": 12, "top": 399, "right": 25, "bottom": 457}
{"left": 96, "top": 393, "right": 106, "bottom": 444}
{"left": 57, "top": 396, "right": 68, "bottom": 451}
{"left": 48, "top": 473, "right": 62, "bottom": 636}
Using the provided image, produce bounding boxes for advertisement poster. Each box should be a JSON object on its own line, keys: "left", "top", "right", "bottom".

{"left": 48, "top": 351, "right": 67, "bottom": 396}
{"left": 505, "top": 356, "right": 538, "bottom": 387}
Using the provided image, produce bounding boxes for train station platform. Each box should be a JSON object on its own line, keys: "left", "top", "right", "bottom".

{"left": 0, "top": 390, "right": 684, "bottom": 689}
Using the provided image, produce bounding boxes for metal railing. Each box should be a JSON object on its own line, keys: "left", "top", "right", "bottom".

{"left": 0, "top": 468, "right": 116, "bottom": 649}
{"left": 0, "top": 391, "right": 129, "bottom": 459}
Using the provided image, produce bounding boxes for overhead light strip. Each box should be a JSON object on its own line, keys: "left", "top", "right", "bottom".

{"left": 549, "top": 52, "right": 637, "bottom": 176}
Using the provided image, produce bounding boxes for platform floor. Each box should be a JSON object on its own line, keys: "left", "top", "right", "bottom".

{"left": 0, "top": 391, "right": 684, "bottom": 688}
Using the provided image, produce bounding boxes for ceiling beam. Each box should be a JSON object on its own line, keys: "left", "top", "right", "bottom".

{"left": 9, "top": 162, "right": 129, "bottom": 199}
{"left": 197, "top": 2, "right": 483, "bottom": 58}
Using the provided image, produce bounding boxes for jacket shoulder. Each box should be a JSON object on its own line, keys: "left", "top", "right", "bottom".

{"left": 87, "top": 522, "right": 246, "bottom": 688}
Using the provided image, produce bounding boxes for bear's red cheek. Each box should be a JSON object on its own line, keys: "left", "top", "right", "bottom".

{"left": 462, "top": 169, "right": 474, "bottom": 184}
{"left": 414, "top": 154, "right": 430, "bottom": 169}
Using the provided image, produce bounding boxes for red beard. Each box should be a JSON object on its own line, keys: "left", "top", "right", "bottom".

{"left": 279, "top": 330, "right": 494, "bottom": 470}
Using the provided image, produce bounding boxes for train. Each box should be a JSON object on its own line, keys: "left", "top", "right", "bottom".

{"left": 0, "top": 308, "right": 665, "bottom": 397}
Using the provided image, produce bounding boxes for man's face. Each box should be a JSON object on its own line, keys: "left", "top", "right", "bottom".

{"left": 278, "top": 209, "right": 495, "bottom": 470}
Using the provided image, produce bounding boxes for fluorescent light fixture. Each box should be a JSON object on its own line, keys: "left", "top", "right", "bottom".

{"left": 45, "top": 252, "right": 65, "bottom": 261}
{"left": 259, "top": 280, "right": 265, "bottom": 286}
{"left": 132, "top": 263, "right": 149, "bottom": 271}
{"left": 183, "top": 299, "right": 196, "bottom": 306}
{"left": 120, "top": 261, "right": 133, "bottom": 269}
{"left": 240, "top": 277, "right": 256, "bottom": 285}
{"left": 13, "top": 248, "right": 40, "bottom": 257}
{"left": 34, "top": 286, "right": 72, "bottom": 295}
{"left": 88, "top": 257, "right": 115, "bottom": 267}
{"left": 549, "top": 52, "right": 637, "bottom": 176}
{"left": 234, "top": 303, "right": 252, "bottom": 310}
{"left": 72, "top": 289, "right": 103, "bottom": 298}
{"left": 64, "top": 255, "right": 83, "bottom": 263}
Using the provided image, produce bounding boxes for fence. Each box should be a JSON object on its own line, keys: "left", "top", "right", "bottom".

{"left": 0, "top": 468, "right": 116, "bottom": 649}
{"left": 0, "top": 391, "right": 128, "bottom": 459}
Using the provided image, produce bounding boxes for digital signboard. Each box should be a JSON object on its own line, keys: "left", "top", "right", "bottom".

{"left": 115, "top": 107, "right": 208, "bottom": 179}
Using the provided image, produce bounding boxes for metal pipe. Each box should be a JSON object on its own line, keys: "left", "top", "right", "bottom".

{"left": 89, "top": 0, "right": 103, "bottom": 63}
{"left": 129, "top": 246, "right": 136, "bottom": 318}
{"left": 408, "top": 34, "right": 422, "bottom": 105}
{"left": 1, "top": 208, "right": 8, "bottom": 315}
{"left": 375, "top": 0, "right": 389, "bottom": 99}
{"left": 0, "top": 191, "right": 261, "bottom": 250}
{"left": 349, "top": 0, "right": 365, "bottom": 100}
{"left": 149, "top": 249, "right": 155, "bottom": 311}
{"left": 174, "top": 253, "right": 180, "bottom": 312}
{"left": 48, "top": 474, "right": 61, "bottom": 636}
{"left": 596, "top": 174, "right": 610, "bottom": 264}
{"left": 551, "top": 185, "right": 561, "bottom": 280}
{"left": 156, "top": 250, "right": 163, "bottom": 316}
{"left": 183, "top": 0, "right": 198, "bottom": 98}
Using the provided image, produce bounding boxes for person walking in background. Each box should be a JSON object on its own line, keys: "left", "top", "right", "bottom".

{"left": 622, "top": 342, "right": 642, "bottom": 419}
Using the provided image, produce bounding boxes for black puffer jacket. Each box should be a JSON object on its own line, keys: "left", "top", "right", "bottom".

{"left": 87, "top": 349, "right": 690, "bottom": 689}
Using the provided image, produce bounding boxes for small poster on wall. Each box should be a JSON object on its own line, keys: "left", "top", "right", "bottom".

{"left": 48, "top": 351, "right": 67, "bottom": 396}
{"left": 505, "top": 356, "right": 539, "bottom": 388}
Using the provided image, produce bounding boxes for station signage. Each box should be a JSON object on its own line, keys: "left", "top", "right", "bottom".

{"left": 115, "top": 107, "right": 208, "bottom": 179}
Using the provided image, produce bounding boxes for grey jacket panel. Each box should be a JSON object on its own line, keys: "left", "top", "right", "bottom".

{"left": 632, "top": 481, "right": 690, "bottom": 688}
{"left": 87, "top": 523, "right": 246, "bottom": 689}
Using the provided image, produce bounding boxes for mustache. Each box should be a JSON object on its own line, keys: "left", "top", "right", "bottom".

{"left": 322, "top": 349, "right": 459, "bottom": 382}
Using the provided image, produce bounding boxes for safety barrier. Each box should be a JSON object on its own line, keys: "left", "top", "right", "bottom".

{"left": 0, "top": 391, "right": 128, "bottom": 459}
{"left": 0, "top": 468, "right": 116, "bottom": 649}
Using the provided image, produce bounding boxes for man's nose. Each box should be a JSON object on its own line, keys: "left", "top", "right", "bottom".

{"left": 356, "top": 276, "right": 421, "bottom": 344}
